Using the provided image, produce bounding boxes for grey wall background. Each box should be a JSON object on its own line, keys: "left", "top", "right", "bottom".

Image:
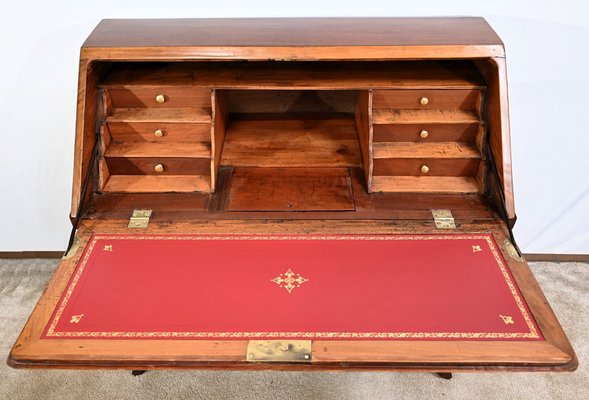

{"left": 0, "top": 1, "right": 587, "bottom": 253}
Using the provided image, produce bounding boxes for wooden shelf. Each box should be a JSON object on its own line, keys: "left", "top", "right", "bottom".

{"left": 105, "top": 142, "right": 210, "bottom": 158}
{"left": 371, "top": 176, "right": 479, "bottom": 193}
{"left": 102, "top": 175, "right": 210, "bottom": 193}
{"left": 373, "top": 142, "right": 480, "bottom": 159}
{"left": 220, "top": 115, "right": 362, "bottom": 168}
{"left": 372, "top": 109, "right": 481, "bottom": 124}
{"left": 100, "top": 61, "right": 485, "bottom": 90}
{"left": 107, "top": 108, "right": 211, "bottom": 123}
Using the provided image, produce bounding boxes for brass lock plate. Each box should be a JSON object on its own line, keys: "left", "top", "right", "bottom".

{"left": 246, "top": 340, "right": 312, "bottom": 363}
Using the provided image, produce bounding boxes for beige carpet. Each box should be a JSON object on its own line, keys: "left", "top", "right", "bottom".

{"left": 1, "top": 259, "right": 587, "bottom": 400}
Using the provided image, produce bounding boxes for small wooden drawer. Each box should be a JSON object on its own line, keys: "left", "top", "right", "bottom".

{"left": 373, "top": 123, "right": 480, "bottom": 142}
{"left": 108, "top": 122, "right": 212, "bottom": 142}
{"left": 107, "top": 87, "right": 212, "bottom": 108}
{"left": 372, "top": 158, "right": 481, "bottom": 176}
{"left": 372, "top": 89, "right": 481, "bottom": 110}
{"left": 105, "top": 157, "right": 211, "bottom": 176}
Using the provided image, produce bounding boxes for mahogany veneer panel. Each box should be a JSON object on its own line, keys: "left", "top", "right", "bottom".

{"left": 227, "top": 168, "right": 354, "bottom": 211}
{"left": 83, "top": 18, "right": 503, "bottom": 48}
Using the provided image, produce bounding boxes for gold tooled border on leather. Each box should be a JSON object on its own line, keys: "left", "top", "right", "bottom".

{"left": 45, "top": 234, "right": 541, "bottom": 339}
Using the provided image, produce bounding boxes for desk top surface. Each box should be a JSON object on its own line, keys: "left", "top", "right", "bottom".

{"left": 83, "top": 17, "right": 503, "bottom": 51}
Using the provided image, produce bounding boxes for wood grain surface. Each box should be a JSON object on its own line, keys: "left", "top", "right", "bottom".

{"left": 220, "top": 115, "right": 362, "bottom": 168}
{"left": 35, "top": 17, "right": 569, "bottom": 372}
{"left": 8, "top": 220, "right": 576, "bottom": 371}
{"left": 227, "top": 168, "right": 354, "bottom": 211}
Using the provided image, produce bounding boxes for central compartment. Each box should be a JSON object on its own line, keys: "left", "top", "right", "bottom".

{"left": 220, "top": 90, "right": 363, "bottom": 168}
{"left": 218, "top": 90, "right": 366, "bottom": 211}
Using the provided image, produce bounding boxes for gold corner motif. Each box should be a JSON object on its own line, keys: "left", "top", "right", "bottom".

{"left": 70, "top": 314, "right": 84, "bottom": 324}
{"left": 271, "top": 268, "right": 308, "bottom": 294}
{"left": 103, "top": 245, "right": 113, "bottom": 252}
{"left": 45, "top": 234, "right": 541, "bottom": 340}
{"left": 472, "top": 245, "right": 482, "bottom": 253}
{"left": 499, "top": 315, "right": 514, "bottom": 325}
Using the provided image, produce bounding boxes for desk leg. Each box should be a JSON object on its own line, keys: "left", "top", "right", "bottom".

{"left": 132, "top": 370, "right": 147, "bottom": 376}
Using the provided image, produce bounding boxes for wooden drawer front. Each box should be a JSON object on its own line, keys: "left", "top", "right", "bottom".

{"left": 373, "top": 123, "right": 479, "bottom": 142}
{"left": 108, "top": 87, "right": 211, "bottom": 108}
{"left": 373, "top": 158, "right": 480, "bottom": 177}
{"left": 108, "top": 122, "right": 211, "bottom": 142}
{"left": 106, "top": 157, "right": 210, "bottom": 176}
{"left": 372, "top": 89, "right": 480, "bottom": 110}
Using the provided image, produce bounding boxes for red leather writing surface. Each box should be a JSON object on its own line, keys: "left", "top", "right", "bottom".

{"left": 43, "top": 234, "right": 542, "bottom": 340}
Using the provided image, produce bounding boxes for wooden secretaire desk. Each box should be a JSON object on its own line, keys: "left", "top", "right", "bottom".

{"left": 9, "top": 18, "right": 577, "bottom": 374}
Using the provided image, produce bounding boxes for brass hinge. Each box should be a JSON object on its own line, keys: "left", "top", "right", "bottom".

{"left": 431, "top": 209, "right": 456, "bottom": 229}
{"left": 63, "top": 237, "right": 82, "bottom": 259}
{"left": 246, "top": 340, "right": 312, "bottom": 363}
{"left": 503, "top": 239, "right": 524, "bottom": 262}
{"left": 128, "top": 209, "right": 152, "bottom": 228}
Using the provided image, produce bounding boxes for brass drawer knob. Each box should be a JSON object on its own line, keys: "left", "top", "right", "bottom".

{"left": 420, "top": 165, "right": 430, "bottom": 174}
{"left": 154, "top": 163, "right": 164, "bottom": 173}
{"left": 154, "top": 129, "right": 164, "bottom": 138}
{"left": 155, "top": 94, "right": 166, "bottom": 103}
{"left": 420, "top": 97, "right": 429, "bottom": 105}
{"left": 420, "top": 130, "right": 429, "bottom": 138}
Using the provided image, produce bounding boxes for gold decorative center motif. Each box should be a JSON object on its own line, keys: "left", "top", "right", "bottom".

{"left": 271, "top": 268, "right": 308, "bottom": 294}
{"left": 472, "top": 245, "right": 482, "bottom": 253}
{"left": 70, "top": 314, "right": 84, "bottom": 324}
{"left": 499, "top": 315, "right": 514, "bottom": 324}
{"left": 103, "top": 245, "right": 113, "bottom": 251}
